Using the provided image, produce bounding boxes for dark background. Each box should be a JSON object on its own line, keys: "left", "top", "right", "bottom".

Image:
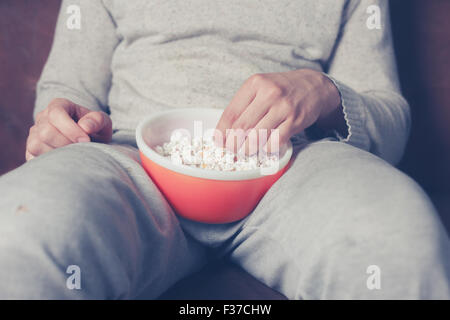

{"left": 0, "top": 0, "right": 449, "bottom": 299}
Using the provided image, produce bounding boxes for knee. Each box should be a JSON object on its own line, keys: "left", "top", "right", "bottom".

{"left": 328, "top": 175, "right": 450, "bottom": 298}
{"left": 301, "top": 142, "right": 442, "bottom": 230}
{"left": 355, "top": 170, "right": 443, "bottom": 242}
{"left": 253, "top": 141, "right": 450, "bottom": 298}
{"left": 332, "top": 165, "right": 447, "bottom": 254}
{"left": 0, "top": 143, "right": 125, "bottom": 237}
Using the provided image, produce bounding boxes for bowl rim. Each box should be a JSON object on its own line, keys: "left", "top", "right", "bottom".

{"left": 136, "top": 108, "right": 293, "bottom": 181}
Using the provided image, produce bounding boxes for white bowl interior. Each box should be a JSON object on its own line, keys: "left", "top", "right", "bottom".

{"left": 136, "top": 108, "right": 293, "bottom": 181}
{"left": 142, "top": 108, "right": 222, "bottom": 147}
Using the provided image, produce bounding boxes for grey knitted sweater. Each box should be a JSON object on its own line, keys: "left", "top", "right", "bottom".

{"left": 35, "top": 0, "right": 410, "bottom": 164}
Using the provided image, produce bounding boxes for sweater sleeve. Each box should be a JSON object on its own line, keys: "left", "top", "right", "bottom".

{"left": 323, "top": 0, "right": 410, "bottom": 165}
{"left": 34, "top": 0, "right": 119, "bottom": 119}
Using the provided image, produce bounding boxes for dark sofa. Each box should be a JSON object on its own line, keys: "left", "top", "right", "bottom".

{"left": 0, "top": 0, "right": 449, "bottom": 299}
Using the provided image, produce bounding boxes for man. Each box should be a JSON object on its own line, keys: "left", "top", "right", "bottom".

{"left": 0, "top": 0, "right": 449, "bottom": 299}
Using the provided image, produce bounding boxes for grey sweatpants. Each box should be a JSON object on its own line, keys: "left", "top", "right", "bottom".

{"left": 0, "top": 134, "right": 449, "bottom": 299}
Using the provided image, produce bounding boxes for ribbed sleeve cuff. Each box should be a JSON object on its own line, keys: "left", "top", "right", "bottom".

{"left": 320, "top": 74, "right": 371, "bottom": 151}
{"left": 34, "top": 88, "right": 102, "bottom": 121}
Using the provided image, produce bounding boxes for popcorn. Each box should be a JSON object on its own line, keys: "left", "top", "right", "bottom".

{"left": 154, "top": 133, "right": 279, "bottom": 171}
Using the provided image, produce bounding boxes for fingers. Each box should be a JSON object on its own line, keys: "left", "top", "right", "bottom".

{"left": 25, "top": 130, "right": 54, "bottom": 160}
{"left": 229, "top": 92, "right": 272, "bottom": 133}
{"left": 263, "top": 120, "right": 292, "bottom": 154}
{"left": 47, "top": 103, "right": 91, "bottom": 143}
{"left": 226, "top": 87, "right": 287, "bottom": 153}
{"left": 239, "top": 108, "right": 286, "bottom": 156}
{"left": 225, "top": 127, "right": 248, "bottom": 154}
{"left": 25, "top": 151, "right": 34, "bottom": 161}
{"left": 218, "top": 73, "right": 292, "bottom": 153}
{"left": 215, "top": 77, "right": 257, "bottom": 146}
{"left": 25, "top": 98, "right": 103, "bottom": 161}
{"left": 78, "top": 111, "right": 113, "bottom": 143}
{"left": 35, "top": 121, "right": 72, "bottom": 148}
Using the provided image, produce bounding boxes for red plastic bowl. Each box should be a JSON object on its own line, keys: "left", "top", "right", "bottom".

{"left": 136, "top": 108, "right": 292, "bottom": 224}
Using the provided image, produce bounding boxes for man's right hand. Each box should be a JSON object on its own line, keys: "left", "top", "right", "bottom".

{"left": 26, "top": 98, "right": 113, "bottom": 161}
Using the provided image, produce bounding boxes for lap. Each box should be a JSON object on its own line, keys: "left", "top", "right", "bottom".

{"left": 246, "top": 139, "right": 443, "bottom": 235}
{"left": 0, "top": 142, "right": 206, "bottom": 298}
{"left": 0, "top": 142, "right": 163, "bottom": 232}
{"left": 181, "top": 139, "right": 446, "bottom": 248}
{"left": 224, "top": 140, "right": 450, "bottom": 298}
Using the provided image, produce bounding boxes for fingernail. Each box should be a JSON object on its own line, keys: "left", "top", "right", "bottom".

{"left": 77, "top": 137, "right": 90, "bottom": 143}
{"left": 81, "top": 119, "right": 96, "bottom": 132}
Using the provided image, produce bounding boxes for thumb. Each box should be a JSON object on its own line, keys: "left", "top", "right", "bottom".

{"left": 78, "top": 111, "right": 113, "bottom": 143}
